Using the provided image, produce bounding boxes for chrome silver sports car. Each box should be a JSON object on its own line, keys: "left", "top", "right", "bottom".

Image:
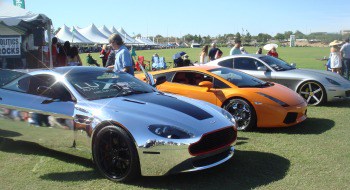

{"left": 0, "top": 67, "right": 237, "bottom": 182}
{"left": 207, "top": 54, "right": 350, "bottom": 105}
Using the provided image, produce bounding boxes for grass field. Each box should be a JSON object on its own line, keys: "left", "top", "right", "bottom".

{"left": 1, "top": 47, "right": 350, "bottom": 189}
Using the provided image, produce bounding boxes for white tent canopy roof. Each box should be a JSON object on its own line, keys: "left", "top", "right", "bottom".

{"left": 136, "top": 37, "right": 157, "bottom": 46}
{"left": 55, "top": 25, "right": 93, "bottom": 44}
{"left": 77, "top": 23, "right": 108, "bottom": 44}
{"left": 0, "top": 2, "right": 51, "bottom": 29}
{"left": 117, "top": 27, "right": 137, "bottom": 44}
{"left": 98, "top": 25, "right": 113, "bottom": 39}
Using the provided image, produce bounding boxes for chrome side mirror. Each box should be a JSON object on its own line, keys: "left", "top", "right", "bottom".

{"left": 290, "top": 63, "right": 296, "bottom": 68}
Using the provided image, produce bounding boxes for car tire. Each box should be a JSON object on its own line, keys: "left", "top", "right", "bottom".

{"left": 93, "top": 125, "right": 140, "bottom": 182}
{"left": 297, "top": 81, "right": 326, "bottom": 106}
{"left": 223, "top": 98, "right": 257, "bottom": 131}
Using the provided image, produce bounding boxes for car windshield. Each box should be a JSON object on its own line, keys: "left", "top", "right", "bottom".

{"left": 66, "top": 70, "right": 155, "bottom": 100}
{"left": 260, "top": 56, "right": 295, "bottom": 71}
{"left": 209, "top": 67, "right": 271, "bottom": 88}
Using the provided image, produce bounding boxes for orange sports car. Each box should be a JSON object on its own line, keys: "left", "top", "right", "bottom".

{"left": 136, "top": 66, "right": 307, "bottom": 131}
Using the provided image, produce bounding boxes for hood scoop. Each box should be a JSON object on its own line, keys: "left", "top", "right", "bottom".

{"left": 122, "top": 99, "right": 146, "bottom": 104}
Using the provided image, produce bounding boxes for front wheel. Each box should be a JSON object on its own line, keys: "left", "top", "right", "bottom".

{"left": 93, "top": 126, "right": 140, "bottom": 182}
{"left": 297, "top": 81, "right": 326, "bottom": 106}
{"left": 223, "top": 98, "right": 257, "bottom": 131}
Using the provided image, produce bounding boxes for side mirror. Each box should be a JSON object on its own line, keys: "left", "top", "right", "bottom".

{"left": 155, "top": 76, "right": 166, "bottom": 86}
{"left": 257, "top": 66, "right": 267, "bottom": 71}
{"left": 290, "top": 63, "right": 296, "bottom": 68}
{"left": 198, "top": 81, "right": 213, "bottom": 91}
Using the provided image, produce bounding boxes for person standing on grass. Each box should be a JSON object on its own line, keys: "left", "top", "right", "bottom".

{"left": 107, "top": 33, "right": 134, "bottom": 76}
{"left": 208, "top": 43, "right": 218, "bottom": 61}
{"left": 199, "top": 45, "right": 209, "bottom": 65}
{"left": 230, "top": 39, "right": 242, "bottom": 55}
{"left": 329, "top": 40, "right": 343, "bottom": 74}
{"left": 340, "top": 38, "right": 350, "bottom": 79}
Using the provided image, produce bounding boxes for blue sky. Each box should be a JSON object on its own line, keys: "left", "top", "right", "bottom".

{"left": 3, "top": 0, "right": 350, "bottom": 37}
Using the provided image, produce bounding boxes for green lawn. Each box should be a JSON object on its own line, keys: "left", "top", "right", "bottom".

{"left": 1, "top": 47, "right": 350, "bottom": 189}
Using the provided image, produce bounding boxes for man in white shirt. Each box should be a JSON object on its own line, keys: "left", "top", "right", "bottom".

{"left": 340, "top": 38, "right": 350, "bottom": 79}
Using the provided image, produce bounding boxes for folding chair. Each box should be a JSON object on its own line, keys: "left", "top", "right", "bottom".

{"left": 152, "top": 56, "right": 159, "bottom": 70}
{"left": 159, "top": 57, "right": 167, "bottom": 69}
{"left": 136, "top": 56, "right": 146, "bottom": 71}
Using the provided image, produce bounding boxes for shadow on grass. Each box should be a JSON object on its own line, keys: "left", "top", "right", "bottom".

{"left": 0, "top": 137, "right": 94, "bottom": 169}
{"left": 126, "top": 150, "right": 290, "bottom": 189}
{"left": 254, "top": 117, "right": 334, "bottom": 135}
{"left": 320, "top": 100, "right": 350, "bottom": 108}
{"left": 0, "top": 128, "right": 22, "bottom": 138}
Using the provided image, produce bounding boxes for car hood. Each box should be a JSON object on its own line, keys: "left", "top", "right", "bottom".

{"left": 83, "top": 92, "right": 232, "bottom": 134}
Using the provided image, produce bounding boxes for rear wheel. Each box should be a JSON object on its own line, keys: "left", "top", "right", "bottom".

{"left": 93, "top": 126, "right": 140, "bottom": 182}
{"left": 223, "top": 98, "right": 257, "bottom": 131}
{"left": 297, "top": 81, "right": 326, "bottom": 106}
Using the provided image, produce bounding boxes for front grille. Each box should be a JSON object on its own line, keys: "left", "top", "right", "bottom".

{"left": 283, "top": 112, "right": 298, "bottom": 124}
{"left": 189, "top": 127, "right": 236, "bottom": 156}
{"left": 345, "top": 90, "right": 350, "bottom": 97}
{"left": 192, "top": 148, "right": 231, "bottom": 167}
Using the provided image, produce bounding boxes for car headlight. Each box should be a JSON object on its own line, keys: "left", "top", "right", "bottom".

{"left": 221, "top": 108, "right": 236, "bottom": 125}
{"left": 326, "top": 77, "right": 340, "bottom": 86}
{"left": 257, "top": 92, "right": 289, "bottom": 107}
{"left": 148, "top": 125, "right": 194, "bottom": 139}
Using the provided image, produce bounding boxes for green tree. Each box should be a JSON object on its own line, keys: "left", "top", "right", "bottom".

{"left": 284, "top": 31, "right": 293, "bottom": 40}
{"left": 244, "top": 32, "right": 252, "bottom": 43}
{"left": 235, "top": 32, "right": 241, "bottom": 41}
{"left": 275, "top": 33, "right": 285, "bottom": 41}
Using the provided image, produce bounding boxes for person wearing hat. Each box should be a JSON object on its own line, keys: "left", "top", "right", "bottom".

{"left": 329, "top": 40, "right": 343, "bottom": 74}
{"left": 340, "top": 38, "right": 350, "bottom": 79}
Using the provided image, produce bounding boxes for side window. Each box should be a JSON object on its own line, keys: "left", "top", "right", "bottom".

{"left": 233, "top": 58, "right": 258, "bottom": 70}
{"left": 154, "top": 72, "right": 175, "bottom": 82}
{"left": 218, "top": 58, "right": 234, "bottom": 68}
{"left": 16, "top": 75, "right": 73, "bottom": 101}
{"left": 172, "top": 72, "right": 190, "bottom": 85}
{"left": 172, "top": 72, "right": 213, "bottom": 86}
{"left": 0, "top": 69, "right": 25, "bottom": 88}
{"left": 213, "top": 78, "right": 230, "bottom": 89}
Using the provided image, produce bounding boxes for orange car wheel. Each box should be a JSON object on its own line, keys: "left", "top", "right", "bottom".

{"left": 223, "top": 98, "right": 257, "bottom": 131}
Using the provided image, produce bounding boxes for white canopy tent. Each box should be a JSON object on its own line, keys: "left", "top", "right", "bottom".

{"left": 0, "top": 2, "right": 53, "bottom": 68}
{"left": 55, "top": 25, "right": 93, "bottom": 44}
{"left": 98, "top": 25, "right": 113, "bottom": 39}
{"left": 117, "top": 27, "right": 138, "bottom": 44}
{"left": 77, "top": 24, "right": 108, "bottom": 44}
{"left": 135, "top": 37, "right": 158, "bottom": 46}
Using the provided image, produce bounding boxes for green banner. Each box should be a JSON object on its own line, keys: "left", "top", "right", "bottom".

{"left": 13, "top": 0, "right": 25, "bottom": 9}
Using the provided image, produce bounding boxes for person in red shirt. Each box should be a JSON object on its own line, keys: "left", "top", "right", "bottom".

{"left": 267, "top": 47, "right": 279, "bottom": 58}
{"left": 100, "top": 44, "right": 110, "bottom": 67}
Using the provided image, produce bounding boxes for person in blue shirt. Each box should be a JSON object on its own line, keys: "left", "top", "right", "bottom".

{"left": 107, "top": 33, "right": 134, "bottom": 76}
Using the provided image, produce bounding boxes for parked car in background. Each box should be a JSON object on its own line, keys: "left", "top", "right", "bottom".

{"left": 136, "top": 66, "right": 307, "bottom": 131}
{"left": 0, "top": 66, "right": 237, "bottom": 182}
{"left": 207, "top": 54, "right": 350, "bottom": 105}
